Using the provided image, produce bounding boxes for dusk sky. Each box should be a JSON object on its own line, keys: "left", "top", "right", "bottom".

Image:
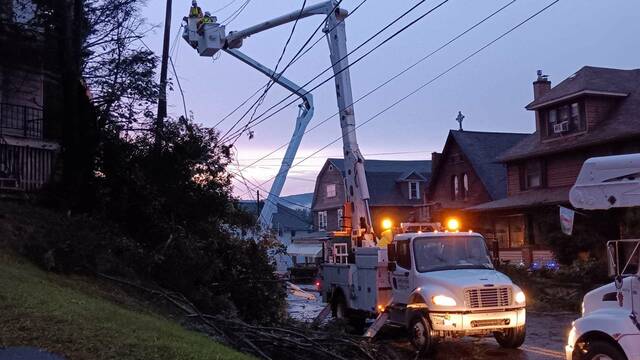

{"left": 141, "top": 0, "right": 640, "bottom": 199}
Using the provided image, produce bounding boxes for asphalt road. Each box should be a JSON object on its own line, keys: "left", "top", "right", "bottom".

{"left": 376, "top": 312, "right": 576, "bottom": 359}
{"left": 287, "top": 285, "right": 577, "bottom": 360}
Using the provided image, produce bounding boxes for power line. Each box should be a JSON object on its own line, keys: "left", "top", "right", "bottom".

{"left": 220, "top": 0, "right": 345, "bottom": 141}
{"left": 236, "top": 0, "right": 515, "bottom": 173}
{"left": 169, "top": 56, "right": 188, "bottom": 119}
{"left": 235, "top": 150, "right": 436, "bottom": 162}
{"left": 233, "top": 0, "right": 308, "bottom": 144}
{"left": 213, "top": 0, "right": 240, "bottom": 14}
{"left": 222, "top": 0, "right": 251, "bottom": 25}
{"left": 237, "top": 0, "right": 561, "bottom": 198}
{"left": 222, "top": 0, "right": 450, "bottom": 143}
{"left": 214, "top": 0, "right": 363, "bottom": 130}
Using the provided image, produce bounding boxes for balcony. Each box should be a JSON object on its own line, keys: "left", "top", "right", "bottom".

{"left": 0, "top": 102, "right": 44, "bottom": 139}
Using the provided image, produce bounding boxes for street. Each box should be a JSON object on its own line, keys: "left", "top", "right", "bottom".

{"left": 288, "top": 285, "right": 575, "bottom": 360}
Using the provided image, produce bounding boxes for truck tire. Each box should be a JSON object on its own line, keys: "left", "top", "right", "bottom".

{"left": 409, "top": 315, "right": 434, "bottom": 354}
{"left": 494, "top": 325, "right": 526, "bottom": 349}
{"left": 581, "top": 341, "right": 626, "bottom": 360}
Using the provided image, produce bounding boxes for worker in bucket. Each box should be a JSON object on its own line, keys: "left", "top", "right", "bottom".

{"left": 189, "top": 0, "right": 203, "bottom": 18}
{"left": 197, "top": 11, "right": 216, "bottom": 35}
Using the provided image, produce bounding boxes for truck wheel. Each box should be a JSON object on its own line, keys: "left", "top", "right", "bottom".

{"left": 409, "top": 315, "right": 434, "bottom": 354}
{"left": 581, "top": 341, "right": 626, "bottom": 360}
{"left": 494, "top": 325, "right": 526, "bottom": 348}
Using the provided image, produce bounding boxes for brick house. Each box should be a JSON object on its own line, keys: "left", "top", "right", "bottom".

{"left": 467, "top": 66, "right": 640, "bottom": 264}
{"left": 311, "top": 158, "right": 431, "bottom": 236}
{"left": 426, "top": 130, "right": 529, "bottom": 232}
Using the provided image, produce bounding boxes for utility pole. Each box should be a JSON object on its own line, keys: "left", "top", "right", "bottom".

{"left": 256, "top": 190, "right": 261, "bottom": 217}
{"left": 156, "top": 0, "right": 172, "bottom": 150}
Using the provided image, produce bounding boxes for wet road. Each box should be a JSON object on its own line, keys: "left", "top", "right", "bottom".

{"left": 376, "top": 311, "right": 576, "bottom": 359}
{"left": 287, "top": 285, "right": 576, "bottom": 360}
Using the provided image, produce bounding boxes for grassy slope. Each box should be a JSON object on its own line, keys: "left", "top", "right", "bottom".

{"left": 0, "top": 253, "right": 252, "bottom": 360}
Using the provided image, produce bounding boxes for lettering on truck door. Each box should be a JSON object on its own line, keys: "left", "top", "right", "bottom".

{"left": 392, "top": 240, "right": 413, "bottom": 303}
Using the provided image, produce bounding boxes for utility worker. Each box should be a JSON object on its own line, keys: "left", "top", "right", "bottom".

{"left": 189, "top": 0, "right": 203, "bottom": 18}
{"left": 197, "top": 11, "right": 215, "bottom": 35}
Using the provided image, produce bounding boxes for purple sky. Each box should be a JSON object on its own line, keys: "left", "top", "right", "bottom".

{"left": 141, "top": 0, "right": 640, "bottom": 199}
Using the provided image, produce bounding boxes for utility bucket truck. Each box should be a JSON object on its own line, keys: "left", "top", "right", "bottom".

{"left": 566, "top": 153, "right": 640, "bottom": 360}
{"left": 319, "top": 221, "right": 527, "bottom": 353}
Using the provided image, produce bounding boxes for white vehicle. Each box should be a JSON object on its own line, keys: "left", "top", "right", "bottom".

{"left": 320, "top": 224, "right": 527, "bottom": 353}
{"left": 566, "top": 154, "right": 640, "bottom": 360}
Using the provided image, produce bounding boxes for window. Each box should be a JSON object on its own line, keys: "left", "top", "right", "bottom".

{"left": 333, "top": 243, "right": 348, "bottom": 264}
{"left": 522, "top": 161, "right": 544, "bottom": 189}
{"left": 544, "top": 102, "right": 584, "bottom": 137}
{"left": 494, "top": 216, "right": 526, "bottom": 248}
{"left": 462, "top": 173, "right": 469, "bottom": 200}
{"left": 409, "top": 181, "right": 420, "bottom": 199}
{"left": 326, "top": 184, "right": 336, "bottom": 198}
{"left": 337, "top": 208, "right": 344, "bottom": 229}
{"left": 396, "top": 240, "right": 411, "bottom": 269}
{"left": 318, "top": 211, "right": 327, "bottom": 231}
{"left": 451, "top": 175, "right": 460, "bottom": 200}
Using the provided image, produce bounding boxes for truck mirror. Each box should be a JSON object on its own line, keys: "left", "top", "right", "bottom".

{"left": 388, "top": 262, "right": 397, "bottom": 272}
{"left": 387, "top": 243, "right": 396, "bottom": 262}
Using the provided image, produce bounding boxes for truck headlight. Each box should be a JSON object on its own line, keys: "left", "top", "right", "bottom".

{"left": 432, "top": 295, "right": 456, "bottom": 306}
{"left": 515, "top": 291, "right": 526, "bottom": 304}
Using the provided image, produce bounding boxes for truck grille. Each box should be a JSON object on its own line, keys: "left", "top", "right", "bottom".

{"left": 465, "top": 287, "right": 511, "bottom": 308}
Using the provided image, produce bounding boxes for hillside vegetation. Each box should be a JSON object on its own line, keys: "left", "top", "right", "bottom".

{"left": 0, "top": 251, "right": 252, "bottom": 360}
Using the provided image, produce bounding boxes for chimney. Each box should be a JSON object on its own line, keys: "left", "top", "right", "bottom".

{"left": 533, "top": 70, "right": 551, "bottom": 100}
{"left": 431, "top": 152, "right": 442, "bottom": 173}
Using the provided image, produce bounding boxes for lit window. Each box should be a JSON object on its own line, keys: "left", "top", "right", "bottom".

{"left": 326, "top": 184, "right": 336, "bottom": 198}
{"left": 409, "top": 181, "right": 420, "bottom": 199}
{"left": 318, "top": 211, "right": 327, "bottom": 231}
{"left": 451, "top": 175, "right": 460, "bottom": 200}
{"left": 462, "top": 173, "right": 469, "bottom": 200}
{"left": 333, "top": 243, "right": 348, "bottom": 264}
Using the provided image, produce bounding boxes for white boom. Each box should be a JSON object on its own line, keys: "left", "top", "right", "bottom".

{"left": 182, "top": 1, "right": 374, "bottom": 238}
{"left": 570, "top": 153, "right": 640, "bottom": 210}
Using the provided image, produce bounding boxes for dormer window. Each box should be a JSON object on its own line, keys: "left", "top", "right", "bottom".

{"left": 543, "top": 101, "right": 585, "bottom": 138}
{"left": 409, "top": 181, "right": 420, "bottom": 199}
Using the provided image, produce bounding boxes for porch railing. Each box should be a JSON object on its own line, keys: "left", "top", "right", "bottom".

{"left": 0, "top": 103, "right": 44, "bottom": 139}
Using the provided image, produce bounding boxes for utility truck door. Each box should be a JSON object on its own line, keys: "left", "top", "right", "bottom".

{"left": 390, "top": 240, "right": 413, "bottom": 304}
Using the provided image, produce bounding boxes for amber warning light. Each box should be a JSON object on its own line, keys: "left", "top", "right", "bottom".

{"left": 446, "top": 218, "right": 460, "bottom": 232}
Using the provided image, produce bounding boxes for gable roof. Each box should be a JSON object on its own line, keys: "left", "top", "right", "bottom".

{"left": 327, "top": 158, "right": 431, "bottom": 206}
{"left": 431, "top": 130, "right": 530, "bottom": 200}
{"left": 502, "top": 66, "right": 640, "bottom": 162}
{"left": 238, "top": 201, "right": 312, "bottom": 231}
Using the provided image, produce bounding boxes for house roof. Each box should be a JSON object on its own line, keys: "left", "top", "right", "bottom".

{"left": 328, "top": 158, "right": 431, "bottom": 206}
{"left": 465, "top": 186, "right": 570, "bottom": 212}
{"left": 431, "top": 130, "right": 530, "bottom": 200}
{"left": 238, "top": 201, "right": 312, "bottom": 231}
{"left": 501, "top": 66, "right": 640, "bottom": 162}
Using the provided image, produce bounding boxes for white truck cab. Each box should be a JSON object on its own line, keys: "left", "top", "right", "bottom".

{"left": 320, "top": 228, "right": 527, "bottom": 353}
{"left": 566, "top": 154, "right": 640, "bottom": 360}
{"left": 565, "top": 240, "right": 640, "bottom": 360}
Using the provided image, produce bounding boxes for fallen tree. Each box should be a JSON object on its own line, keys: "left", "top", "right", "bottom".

{"left": 96, "top": 272, "right": 398, "bottom": 360}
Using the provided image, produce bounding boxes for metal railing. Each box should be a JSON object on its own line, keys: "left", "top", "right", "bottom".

{"left": 0, "top": 102, "right": 44, "bottom": 139}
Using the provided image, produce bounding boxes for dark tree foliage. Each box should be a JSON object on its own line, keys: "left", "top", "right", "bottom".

{"left": 94, "top": 117, "right": 285, "bottom": 322}
{"left": 7, "top": 0, "right": 286, "bottom": 323}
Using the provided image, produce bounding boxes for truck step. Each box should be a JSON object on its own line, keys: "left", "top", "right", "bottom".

{"left": 363, "top": 313, "right": 388, "bottom": 338}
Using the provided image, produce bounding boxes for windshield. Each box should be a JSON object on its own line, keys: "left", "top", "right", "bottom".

{"left": 413, "top": 236, "right": 493, "bottom": 272}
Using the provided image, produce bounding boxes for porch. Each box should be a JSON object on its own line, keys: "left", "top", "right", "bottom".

{"left": 0, "top": 103, "right": 59, "bottom": 192}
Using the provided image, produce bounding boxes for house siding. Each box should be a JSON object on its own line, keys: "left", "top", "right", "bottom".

{"left": 430, "top": 141, "right": 492, "bottom": 211}
{"left": 585, "top": 97, "right": 617, "bottom": 130}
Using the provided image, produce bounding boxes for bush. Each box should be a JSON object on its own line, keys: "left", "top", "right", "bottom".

{"left": 21, "top": 116, "right": 286, "bottom": 324}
